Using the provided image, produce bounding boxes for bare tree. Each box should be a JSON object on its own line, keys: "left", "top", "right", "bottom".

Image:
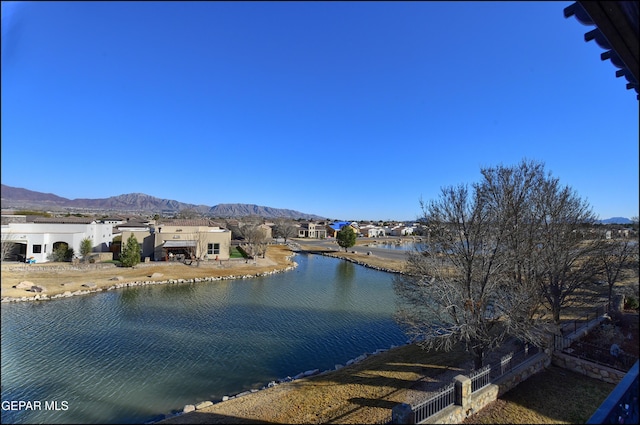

{"left": 186, "top": 229, "right": 210, "bottom": 267}
{"left": 597, "top": 237, "right": 637, "bottom": 311}
{"left": 531, "top": 176, "right": 601, "bottom": 324}
{"left": 395, "top": 185, "right": 544, "bottom": 369}
{"left": 394, "top": 160, "right": 574, "bottom": 368}
{"left": 272, "top": 218, "right": 297, "bottom": 243}
{"left": 239, "top": 223, "right": 268, "bottom": 259}
{"left": 1, "top": 232, "right": 16, "bottom": 262}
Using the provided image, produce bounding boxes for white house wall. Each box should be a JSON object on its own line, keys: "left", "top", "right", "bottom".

{"left": 2, "top": 222, "right": 113, "bottom": 263}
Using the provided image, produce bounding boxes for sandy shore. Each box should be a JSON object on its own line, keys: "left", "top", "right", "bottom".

{"left": 1, "top": 245, "right": 296, "bottom": 301}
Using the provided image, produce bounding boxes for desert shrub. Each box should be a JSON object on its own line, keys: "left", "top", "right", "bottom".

{"left": 47, "top": 245, "right": 74, "bottom": 262}
{"left": 624, "top": 295, "right": 639, "bottom": 311}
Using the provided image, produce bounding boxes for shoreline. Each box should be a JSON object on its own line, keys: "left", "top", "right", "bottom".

{"left": 0, "top": 262, "right": 299, "bottom": 303}
{"left": 0, "top": 245, "right": 298, "bottom": 302}
{"left": 1, "top": 242, "right": 406, "bottom": 303}
{"left": 158, "top": 341, "right": 412, "bottom": 424}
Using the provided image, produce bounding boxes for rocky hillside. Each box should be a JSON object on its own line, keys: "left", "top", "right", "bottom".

{"left": 0, "top": 184, "right": 324, "bottom": 220}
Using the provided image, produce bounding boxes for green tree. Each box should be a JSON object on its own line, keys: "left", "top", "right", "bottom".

{"left": 336, "top": 225, "right": 357, "bottom": 252}
{"left": 80, "top": 238, "right": 92, "bottom": 261}
{"left": 120, "top": 234, "right": 141, "bottom": 267}
{"left": 48, "top": 243, "right": 74, "bottom": 262}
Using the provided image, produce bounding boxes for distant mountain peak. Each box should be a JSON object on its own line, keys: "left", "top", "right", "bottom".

{"left": 599, "top": 217, "right": 632, "bottom": 224}
{"left": 0, "top": 184, "right": 324, "bottom": 220}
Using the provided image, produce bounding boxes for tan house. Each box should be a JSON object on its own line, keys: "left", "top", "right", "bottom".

{"left": 297, "top": 221, "right": 327, "bottom": 238}
{"left": 120, "top": 219, "right": 231, "bottom": 262}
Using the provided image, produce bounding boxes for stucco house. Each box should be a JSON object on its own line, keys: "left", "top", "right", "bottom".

{"left": 120, "top": 218, "right": 231, "bottom": 261}
{"left": 1, "top": 216, "right": 113, "bottom": 263}
{"left": 297, "top": 221, "right": 327, "bottom": 238}
{"left": 359, "top": 224, "right": 386, "bottom": 238}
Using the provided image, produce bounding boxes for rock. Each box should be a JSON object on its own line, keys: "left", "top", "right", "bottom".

{"left": 150, "top": 273, "right": 163, "bottom": 278}
{"left": 303, "top": 369, "right": 319, "bottom": 377}
{"left": 293, "top": 372, "right": 305, "bottom": 380}
{"left": 30, "top": 285, "right": 47, "bottom": 293}
{"left": 109, "top": 276, "right": 124, "bottom": 281}
{"left": 195, "top": 401, "right": 213, "bottom": 410}
{"left": 16, "top": 281, "right": 34, "bottom": 289}
{"left": 82, "top": 282, "right": 97, "bottom": 288}
{"left": 222, "top": 396, "right": 229, "bottom": 401}
{"left": 183, "top": 405, "right": 195, "bottom": 413}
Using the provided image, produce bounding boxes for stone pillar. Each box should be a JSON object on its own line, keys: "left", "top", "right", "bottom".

{"left": 612, "top": 294, "right": 625, "bottom": 312}
{"left": 391, "top": 403, "right": 414, "bottom": 424}
{"left": 454, "top": 374, "right": 472, "bottom": 410}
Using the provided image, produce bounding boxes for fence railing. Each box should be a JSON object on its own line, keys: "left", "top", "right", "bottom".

{"left": 412, "top": 383, "right": 455, "bottom": 424}
{"left": 555, "top": 335, "right": 638, "bottom": 372}
{"left": 489, "top": 344, "right": 540, "bottom": 382}
{"left": 560, "top": 303, "right": 609, "bottom": 335}
{"left": 470, "top": 365, "right": 491, "bottom": 393}
{"left": 404, "top": 343, "right": 540, "bottom": 423}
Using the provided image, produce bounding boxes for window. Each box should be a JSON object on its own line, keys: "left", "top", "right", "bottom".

{"left": 33, "top": 245, "right": 42, "bottom": 254}
{"left": 207, "top": 243, "right": 220, "bottom": 255}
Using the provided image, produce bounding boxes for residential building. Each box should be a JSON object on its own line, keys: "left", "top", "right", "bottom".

{"left": 120, "top": 219, "right": 231, "bottom": 261}
{"left": 1, "top": 216, "right": 113, "bottom": 263}
{"left": 297, "top": 221, "right": 327, "bottom": 238}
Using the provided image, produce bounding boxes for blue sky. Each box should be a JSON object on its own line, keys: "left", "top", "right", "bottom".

{"left": 2, "top": 1, "right": 638, "bottom": 221}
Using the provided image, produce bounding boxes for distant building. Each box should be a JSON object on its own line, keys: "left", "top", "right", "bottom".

{"left": 297, "top": 221, "right": 327, "bottom": 238}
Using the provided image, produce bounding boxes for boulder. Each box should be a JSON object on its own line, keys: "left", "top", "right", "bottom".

{"left": 30, "top": 285, "right": 47, "bottom": 293}
{"left": 195, "top": 401, "right": 213, "bottom": 410}
{"left": 82, "top": 282, "right": 97, "bottom": 288}
{"left": 109, "top": 276, "right": 124, "bottom": 281}
{"left": 182, "top": 405, "right": 196, "bottom": 413}
{"left": 150, "top": 273, "right": 164, "bottom": 278}
{"left": 303, "top": 369, "right": 319, "bottom": 377}
{"left": 16, "top": 281, "right": 34, "bottom": 289}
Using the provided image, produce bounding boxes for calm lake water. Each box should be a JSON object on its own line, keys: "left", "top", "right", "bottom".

{"left": 1, "top": 253, "right": 408, "bottom": 424}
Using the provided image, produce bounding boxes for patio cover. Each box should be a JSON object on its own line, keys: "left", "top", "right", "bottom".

{"left": 163, "top": 240, "right": 196, "bottom": 248}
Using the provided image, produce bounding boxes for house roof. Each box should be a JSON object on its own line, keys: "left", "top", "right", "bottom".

{"left": 158, "top": 218, "right": 222, "bottom": 227}
{"left": 564, "top": 1, "right": 639, "bottom": 99}
{"left": 329, "top": 222, "right": 351, "bottom": 230}
{"left": 31, "top": 217, "right": 97, "bottom": 224}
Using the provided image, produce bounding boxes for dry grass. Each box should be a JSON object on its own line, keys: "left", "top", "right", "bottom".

{"left": 462, "top": 365, "right": 616, "bottom": 424}
{"left": 161, "top": 343, "right": 474, "bottom": 424}
{"left": 1, "top": 245, "right": 295, "bottom": 299}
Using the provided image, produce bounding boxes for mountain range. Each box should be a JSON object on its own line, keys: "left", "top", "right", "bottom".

{"left": 0, "top": 185, "right": 326, "bottom": 220}
{"left": 598, "top": 217, "right": 633, "bottom": 225}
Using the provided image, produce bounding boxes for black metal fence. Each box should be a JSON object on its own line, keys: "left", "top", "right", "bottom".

{"left": 407, "top": 344, "right": 541, "bottom": 423}
{"left": 555, "top": 335, "right": 638, "bottom": 372}
{"left": 488, "top": 344, "right": 540, "bottom": 382}
{"left": 412, "top": 383, "right": 455, "bottom": 424}
{"left": 560, "top": 303, "right": 609, "bottom": 335}
{"left": 470, "top": 365, "right": 491, "bottom": 392}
